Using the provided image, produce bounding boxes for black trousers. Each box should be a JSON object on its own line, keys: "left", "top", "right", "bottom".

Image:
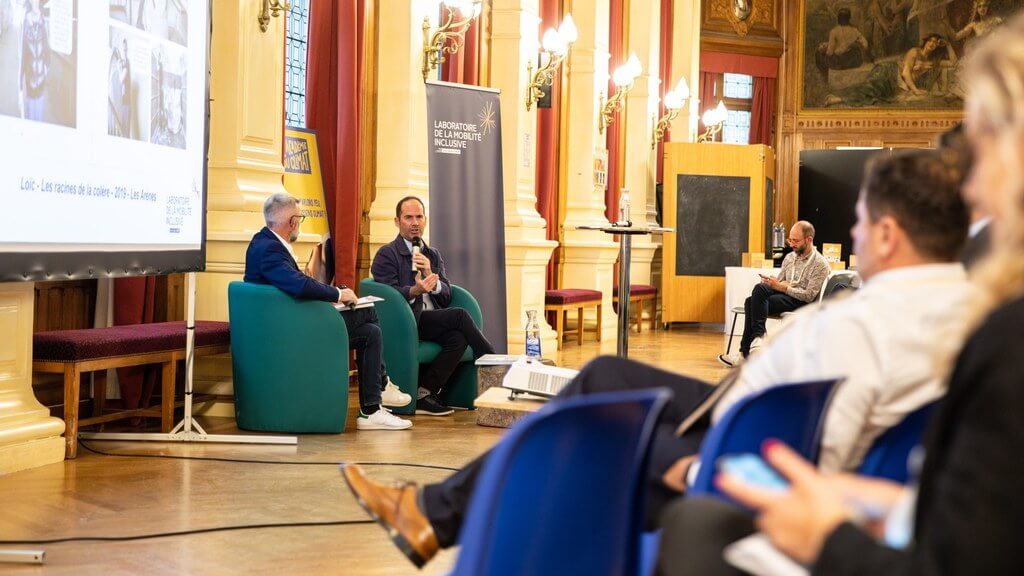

{"left": 739, "top": 283, "right": 805, "bottom": 356}
{"left": 422, "top": 356, "right": 715, "bottom": 547}
{"left": 417, "top": 307, "right": 494, "bottom": 395}
{"left": 656, "top": 497, "right": 756, "bottom": 576}
{"left": 341, "top": 307, "right": 386, "bottom": 410}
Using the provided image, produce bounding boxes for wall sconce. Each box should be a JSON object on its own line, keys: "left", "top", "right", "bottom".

{"left": 422, "top": 0, "right": 483, "bottom": 81}
{"left": 651, "top": 76, "right": 690, "bottom": 149}
{"left": 697, "top": 101, "right": 729, "bottom": 143}
{"left": 258, "top": 0, "right": 290, "bottom": 33}
{"left": 598, "top": 53, "right": 642, "bottom": 134}
{"left": 525, "top": 14, "right": 577, "bottom": 111}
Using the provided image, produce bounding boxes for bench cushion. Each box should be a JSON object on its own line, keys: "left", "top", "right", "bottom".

{"left": 34, "top": 321, "right": 231, "bottom": 362}
{"left": 613, "top": 284, "right": 657, "bottom": 297}
{"left": 545, "top": 289, "right": 603, "bottom": 305}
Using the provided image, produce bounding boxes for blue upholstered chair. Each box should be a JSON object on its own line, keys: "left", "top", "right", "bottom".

{"left": 451, "top": 389, "right": 671, "bottom": 576}
{"left": 857, "top": 401, "right": 938, "bottom": 483}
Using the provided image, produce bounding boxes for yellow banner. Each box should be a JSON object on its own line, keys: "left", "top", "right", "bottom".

{"left": 282, "top": 128, "right": 330, "bottom": 238}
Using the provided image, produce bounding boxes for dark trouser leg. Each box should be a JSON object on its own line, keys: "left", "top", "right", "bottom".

{"left": 418, "top": 308, "right": 494, "bottom": 395}
{"left": 421, "top": 356, "right": 714, "bottom": 546}
{"left": 656, "top": 497, "right": 756, "bottom": 576}
{"left": 739, "top": 283, "right": 773, "bottom": 356}
{"left": 343, "top": 308, "right": 383, "bottom": 410}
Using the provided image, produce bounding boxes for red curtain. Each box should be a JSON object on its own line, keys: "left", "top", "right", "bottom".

{"left": 113, "top": 277, "right": 158, "bottom": 412}
{"left": 536, "top": 0, "right": 562, "bottom": 289}
{"left": 441, "top": 11, "right": 479, "bottom": 85}
{"left": 698, "top": 70, "right": 717, "bottom": 134}
{"left": 306, "top": 1, "right": 363, "bottom": 289}
{"left": 605, "top": 0, "right": 625, "bottom": 222}
{"left": 656, "top": 0, "right": 673, "bottom": 183}
{"left": 749, "top": 76, "right": 775, "bottom": 146}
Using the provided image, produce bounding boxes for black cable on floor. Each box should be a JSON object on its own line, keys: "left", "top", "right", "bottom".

{"left": 0, "top": 519, "right": 376, "bottom": 545}
{"left": 78, "top": 440, "right": 460, "bottom": 472}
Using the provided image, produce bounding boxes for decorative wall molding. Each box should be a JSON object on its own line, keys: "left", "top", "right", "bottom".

{"left": 793, "top": 117, "right": 962, "bottom": 132}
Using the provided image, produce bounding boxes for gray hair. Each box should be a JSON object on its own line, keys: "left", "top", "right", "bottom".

{"left": 263, "top": 193, "right": 299, "bottom": 227}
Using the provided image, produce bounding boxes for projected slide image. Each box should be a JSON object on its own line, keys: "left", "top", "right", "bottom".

{"left": 108, "top": 27, "right": 150, "bottom": 141}
{"left": 150, "top": 43, "right": 185, "bottom": 149}
{"left": 0, "top": 0, "right": 77, "bottom": 128}
{"left": 109, "top": 0, "right": 187, "bottom": 47}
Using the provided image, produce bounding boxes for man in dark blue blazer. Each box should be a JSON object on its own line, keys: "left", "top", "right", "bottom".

{"left": 370, "top": 195, "right": 494, "bottom": 416}
{"left": 244, "top": 193, "right": 412, "bottom": 430}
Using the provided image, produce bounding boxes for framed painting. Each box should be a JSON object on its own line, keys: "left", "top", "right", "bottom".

{"left": 800, "top": 0, "right": 1024, "bottom": 111}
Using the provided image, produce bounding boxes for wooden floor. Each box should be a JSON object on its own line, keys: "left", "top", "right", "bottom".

{"left": 0, "top": 325, "right": 729, "bottom": 575}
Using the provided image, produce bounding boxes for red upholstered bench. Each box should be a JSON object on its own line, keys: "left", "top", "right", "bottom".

{"left": 33, "top": 321, "right": 231, "bottom": 458}
{"left": 544, "top": 289, "right": 603, "bottom": 350}
{"left": 613, "top": 284, "right": 658, "bottom": 333}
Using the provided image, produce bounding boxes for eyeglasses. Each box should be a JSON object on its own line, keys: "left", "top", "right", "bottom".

{"left": 290, "top": 214, "right": 306, "bottom": 224}
{"left": 787, "top": 237, "right": 805, "bottom": 244}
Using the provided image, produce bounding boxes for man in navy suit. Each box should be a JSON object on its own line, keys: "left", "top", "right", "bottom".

{"left": 244, "top": 193, "right": 412, "bottom": 430}
{"left": 370, "top": 196, "right": 494, "bottom": 416}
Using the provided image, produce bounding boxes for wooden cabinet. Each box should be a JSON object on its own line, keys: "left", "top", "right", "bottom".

{"left": 662, "top": 143, "right": 775, "bottom": 324}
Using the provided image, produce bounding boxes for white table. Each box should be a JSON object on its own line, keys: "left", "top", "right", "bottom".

{"left": 724, "top": 266, "right": 781, "bottom": 336}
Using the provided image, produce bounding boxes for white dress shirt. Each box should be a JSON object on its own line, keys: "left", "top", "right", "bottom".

{"left": 712, "top": 263, "right": 973, "bottom": 473}
{"left": 403, "top": 237, "right": 443, "bottom": 310}
{"left": 271, "top": 228, "right": 342, "bottom": 302}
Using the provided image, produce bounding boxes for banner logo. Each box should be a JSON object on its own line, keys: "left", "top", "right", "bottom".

{"left": 284, "top": 136, "right": 313, "bottom": 174}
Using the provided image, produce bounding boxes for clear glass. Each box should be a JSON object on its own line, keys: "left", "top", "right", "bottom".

{"left": 722, "top": 110, "right": 752, "bottom": 144}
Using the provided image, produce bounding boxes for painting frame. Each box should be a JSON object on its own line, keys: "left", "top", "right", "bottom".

{"left": 797, "top": 0, "right": 1022, "bottom": 115}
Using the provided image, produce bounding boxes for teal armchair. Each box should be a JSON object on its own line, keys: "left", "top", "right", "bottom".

{"left": 228, "top": 282, "right": 349, "bottom": 433}
{"left": 360, "top": 279, "right": 483, "bottom": 414}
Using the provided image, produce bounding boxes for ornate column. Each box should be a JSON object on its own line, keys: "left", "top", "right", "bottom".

{"left": 0, "top": 282, "right": 65, "bottom": 473}
{"left": 621, "top": 0, "right": 661, "bottom": 289}
{"left": 670, "top": 0, "right": 701, "bottom": 143}
{"left": 193, "top": 2, "right": 310, "bottom": 410}
{"left": 366, "top": 2, "right": 431, "bottom": 259}
{"left": 559, "top": 0, "right": 619, "bottom": 337}
{"left": 490, "top": 0, "right": 558, "bottom": 353}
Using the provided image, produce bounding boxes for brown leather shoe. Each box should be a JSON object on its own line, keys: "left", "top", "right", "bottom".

{"left": 341, "top": 463, "right": 440, "bottom": 568}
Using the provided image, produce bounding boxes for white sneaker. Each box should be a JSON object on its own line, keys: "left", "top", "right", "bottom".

{"left": 381, "top": 379, "right": 412, "bottom": 408}
{"left": 718, "top": 352, "right": 743, "bottom": 367}
{"left": 749, "top": 337, "right": 765, "bottom": 355}
{"left": 356, "top": 408, "right": 412, "bottom": 430}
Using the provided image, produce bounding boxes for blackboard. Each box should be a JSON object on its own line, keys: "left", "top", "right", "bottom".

{"left": 676, "top": 174, "right": 750, "bottom": 277}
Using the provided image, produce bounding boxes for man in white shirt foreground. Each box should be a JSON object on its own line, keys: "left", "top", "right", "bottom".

{"left": 341, "top": 148, "right": 972, "bottom": 568}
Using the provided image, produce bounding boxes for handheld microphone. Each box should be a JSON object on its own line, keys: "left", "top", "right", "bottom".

{"left": 411, "top": 237, "right": 422, "bottom": 275}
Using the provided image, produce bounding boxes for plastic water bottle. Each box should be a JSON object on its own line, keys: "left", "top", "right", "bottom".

{"left": 525, "top": 310, "right": 542, "bottom": 358}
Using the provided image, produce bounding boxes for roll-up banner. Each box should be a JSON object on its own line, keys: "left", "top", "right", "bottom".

{"left": 425, "top": 80, "right": 508, "bottom": 352}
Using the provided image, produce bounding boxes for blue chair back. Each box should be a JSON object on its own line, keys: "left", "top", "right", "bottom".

{"left": 451, "top": 389, "right": 671, "bottom": 576}
{"left": 857, "top": 401, "right": 938, "bottom": 483}
{"left": 689, "top": 379, "right": 840, "bottom": 501}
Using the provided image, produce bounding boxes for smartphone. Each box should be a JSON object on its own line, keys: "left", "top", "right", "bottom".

{"left": 717, "top": 453, "right": 789, "bottom": 491}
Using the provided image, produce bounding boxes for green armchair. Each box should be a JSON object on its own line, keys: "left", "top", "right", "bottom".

{"left": 228, "top": 282, "right": 349, "bottom": 433}
{"left": 360, "top": 279, "right": 483, "bottom": 414}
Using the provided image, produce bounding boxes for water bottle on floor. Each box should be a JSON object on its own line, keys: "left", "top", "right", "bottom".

{"left": 525, "top": 310, "right": 542, "bottom": 358}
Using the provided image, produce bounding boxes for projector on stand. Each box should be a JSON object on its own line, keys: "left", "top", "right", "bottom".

{"left": 501, "top": 357, "right": 579, "bottom": 399}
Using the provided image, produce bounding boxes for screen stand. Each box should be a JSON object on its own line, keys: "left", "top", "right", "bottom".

{"left": 79, "top": 272, "right": 297, "bottom": 447}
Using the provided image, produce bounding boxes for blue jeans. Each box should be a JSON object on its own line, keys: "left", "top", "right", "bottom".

{"left": 341, "top": 307, "right": 387, "bottom": 410}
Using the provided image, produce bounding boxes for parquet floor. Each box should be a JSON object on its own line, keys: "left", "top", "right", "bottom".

{"left": 0, "top": 324, "right": 729, "bottom": 575}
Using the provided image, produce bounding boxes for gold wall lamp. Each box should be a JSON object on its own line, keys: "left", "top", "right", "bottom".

{"left": 598, "top": 53, "right": 642, "bottom": 135}
{"left": 651, "top": 76, "right": 690, "bottom": 148}
{"left": 525, "top": 14, "right": 577, "bottom": 111}
{"left": 697, "top": 101, "right": 729, "bottom": 143}
{"left": 422, "top": 0, "right": 483, "bottom": 81}
{"left": 258, "top": 0, "right": 290, "bottom": 33}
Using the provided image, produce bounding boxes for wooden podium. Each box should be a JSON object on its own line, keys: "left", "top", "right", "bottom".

{"left": 661, "top": 143, "right": 775, "bottom": 324}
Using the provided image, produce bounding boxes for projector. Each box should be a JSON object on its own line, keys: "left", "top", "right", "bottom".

{"left": 501, "top": 358, "right": 579, "bottom": 398}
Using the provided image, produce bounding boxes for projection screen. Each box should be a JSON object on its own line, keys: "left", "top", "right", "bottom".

{"left": 0, "top": 0, "right": 209, "bottom": 282}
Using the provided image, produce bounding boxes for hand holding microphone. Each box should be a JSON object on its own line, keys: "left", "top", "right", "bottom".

{"left": 411, "top": 237, "right": 432, "bottom": 278}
